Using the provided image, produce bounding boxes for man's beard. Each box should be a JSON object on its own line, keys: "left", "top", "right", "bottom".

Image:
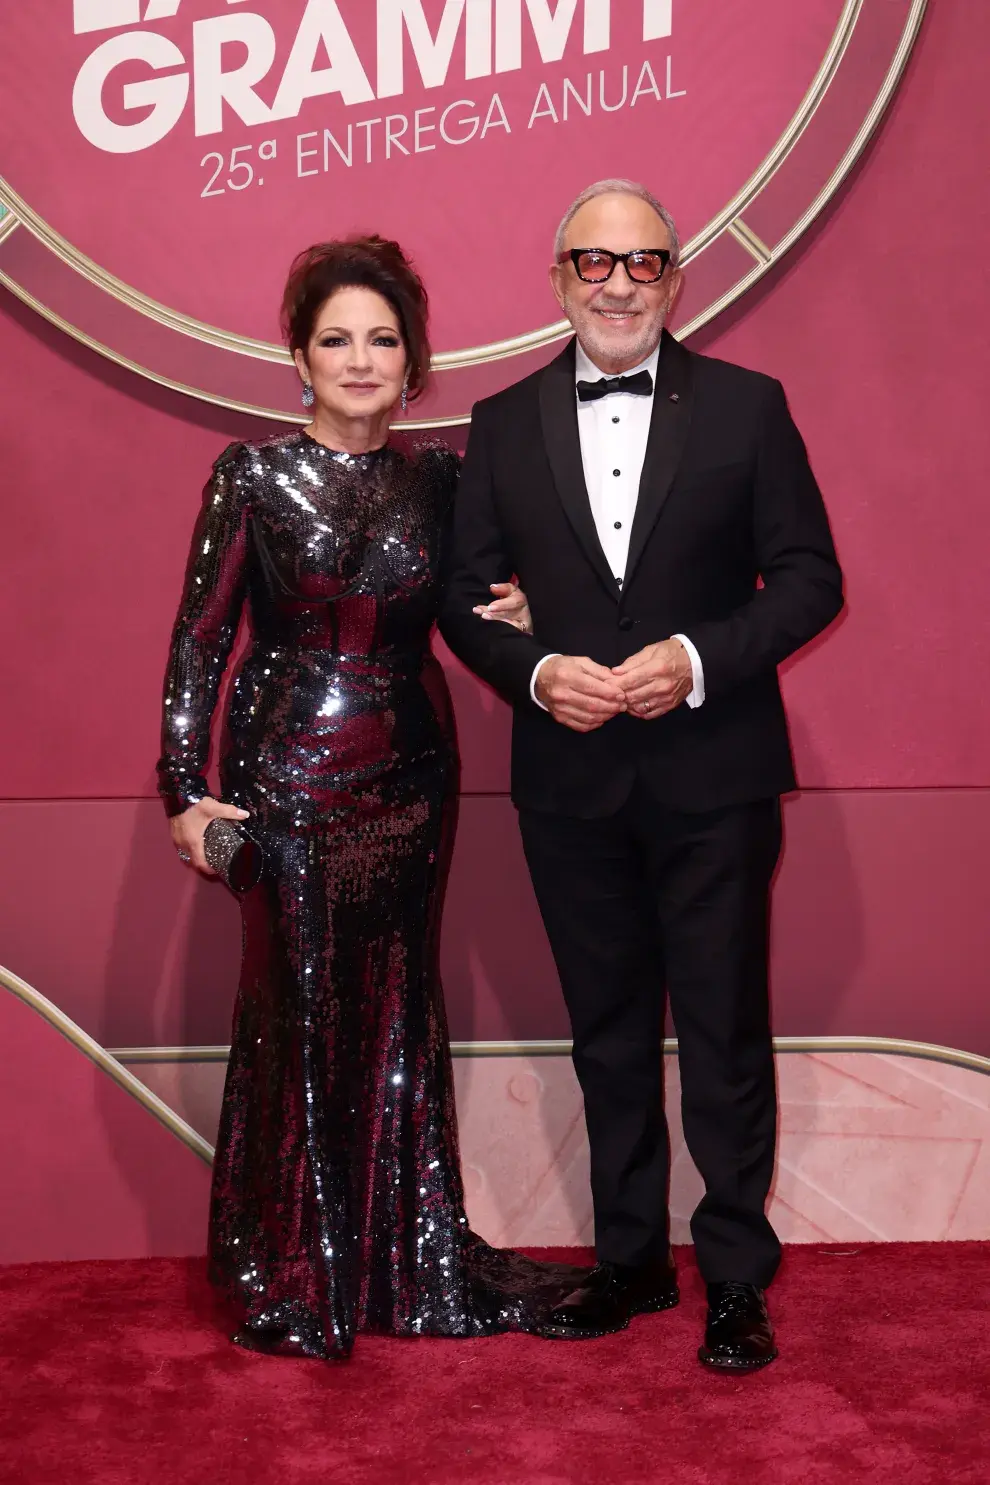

{"left": 565, "top": 294, "right": 668, "bottom": 372}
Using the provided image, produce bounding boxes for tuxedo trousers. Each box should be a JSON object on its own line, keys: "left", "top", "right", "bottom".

{"left": 518, "top": 783, "right": 783, "bottom": 1287}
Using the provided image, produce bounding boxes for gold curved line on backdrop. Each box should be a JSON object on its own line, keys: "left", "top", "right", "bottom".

{"left": 0, "top": 964, "right": 214, "bottom": 1166}
{"left": 107, "top": 1036, "right": 990, "bottom": 1078}
{"left": 680, "top": 0, "right": 862, "bottom": 259}
{"left": 1, "top": 937, "right": 983, "bottom": 1186}
{"left": 727, "top": 218, "right": 773, "bottom": 266}
{"left": 0, "top": 258, "right": 471, "bottom": 430}
{"left": 0, "top": 0, "right": 927, "bottom": 424}
{"left": 0, "top": 0, "right": 870, "bottom": 370}
{"left": 664, "top": 0, "right": 928, "bottom": 342}
{"left": 746, "top": 0, "right": 928, "bottom": 270}
{"left": 0, "top": 0, "right": 864, "bottom": 365}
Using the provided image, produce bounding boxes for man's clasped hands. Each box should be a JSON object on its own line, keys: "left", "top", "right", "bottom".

{"left": 534, "top": 638, "right": 695, "bottom": 734}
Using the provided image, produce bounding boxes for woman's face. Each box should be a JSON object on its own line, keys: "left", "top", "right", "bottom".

{"left": 295, "top": 285, "right": 408, "bottom": 425}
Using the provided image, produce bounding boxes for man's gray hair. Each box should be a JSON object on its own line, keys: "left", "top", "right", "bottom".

{"left": 553, "top": 179, "right": 681, "bottom": 266}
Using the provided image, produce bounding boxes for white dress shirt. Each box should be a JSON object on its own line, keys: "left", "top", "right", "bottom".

{"left": 529, "top": 341, "right": 705, "bottom": 709}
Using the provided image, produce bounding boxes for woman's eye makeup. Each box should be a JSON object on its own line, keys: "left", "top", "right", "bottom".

{"left": 315, "top": 333, "right": 400, "bottom": 348}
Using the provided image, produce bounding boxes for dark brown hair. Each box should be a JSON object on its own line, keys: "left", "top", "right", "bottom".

{"left": 280, "top": 235, "right": 431, "bottom": 402}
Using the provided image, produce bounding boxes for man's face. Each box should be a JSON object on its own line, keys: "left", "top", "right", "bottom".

{"left": 550, "top": 193, "right": 683, "bottom": 374}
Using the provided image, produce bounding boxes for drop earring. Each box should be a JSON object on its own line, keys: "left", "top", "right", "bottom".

{"left": 401, "top": 378, "right": 409, "bottom": 414}
{"left": 301, "top": 381, "right": 315, "bottom": 409}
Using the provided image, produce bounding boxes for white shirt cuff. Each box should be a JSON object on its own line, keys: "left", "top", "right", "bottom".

{"left": 532, "top": 643, "right": 702, "bottom": 711}
{"left": 530, "top": 653, "right": 561, "bottom": 710}
{"left": 672, "top": 634, "right": 705, "bottom": 708}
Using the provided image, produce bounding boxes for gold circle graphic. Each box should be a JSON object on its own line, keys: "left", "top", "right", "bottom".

{"left": 0, "top": 0, "right": 927, "bottom": 426}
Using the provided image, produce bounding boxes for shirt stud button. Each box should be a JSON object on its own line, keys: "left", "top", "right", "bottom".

{"left": 612, "top": 416, "right": 620, "bottom": 424}
{"left": 613, "top": 521, "right": 622, "bottom": 529}
{"left": 613, "top": 469, "right": 621, "bottom": 477}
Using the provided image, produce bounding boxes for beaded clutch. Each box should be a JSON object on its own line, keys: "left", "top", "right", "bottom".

{"left": 203, "top": 818, "right": 264, "bottom": 893}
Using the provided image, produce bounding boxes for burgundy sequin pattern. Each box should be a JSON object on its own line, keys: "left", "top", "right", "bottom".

{"left": 158, "top": 433, "right": 580, "bottom": 1358}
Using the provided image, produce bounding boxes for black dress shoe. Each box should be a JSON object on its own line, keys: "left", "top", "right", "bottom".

{"left": 540, "top": 1257, "right": 679, "bottom": 1340}
{"left": 698, "top": 1282, "right": 777, "bottom": 1371}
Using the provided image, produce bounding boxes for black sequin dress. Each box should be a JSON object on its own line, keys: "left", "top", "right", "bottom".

{"left": 158, "top": 433, "right": 577, "bottom": 1358}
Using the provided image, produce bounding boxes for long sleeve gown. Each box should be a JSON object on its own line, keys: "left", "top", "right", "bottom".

{"left": 157, "top": 432, "right": 577, "bottom": 1358}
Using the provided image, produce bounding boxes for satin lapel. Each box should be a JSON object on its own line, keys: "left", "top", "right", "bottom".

{"left": 538, "top": 340, "right": 619, "bottom": 602}
{"left": 623, "top": 331, "right": 694, "bottom": 591}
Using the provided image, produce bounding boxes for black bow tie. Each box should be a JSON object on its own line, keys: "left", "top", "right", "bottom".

{"left": 576, "top": 369, "right": 654, "bottom": 402}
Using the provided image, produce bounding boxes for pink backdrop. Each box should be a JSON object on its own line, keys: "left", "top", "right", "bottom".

{"left": 0, "top": 1, "right": 841, "bottom": 348}
{"left": 2, "top": 4, "right": 989, "bottom": 1060}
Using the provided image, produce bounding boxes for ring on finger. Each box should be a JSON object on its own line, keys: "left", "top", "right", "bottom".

{"left": 177, "top": 850, "right": 192, "bottom": 864}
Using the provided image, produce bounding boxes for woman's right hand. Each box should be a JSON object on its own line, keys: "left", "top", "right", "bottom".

{"left": 170, "top": 797, "right": 251, "bottom": 875}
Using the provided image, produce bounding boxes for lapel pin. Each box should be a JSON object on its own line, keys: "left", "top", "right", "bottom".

{"left": 669, "top": 392, "right": 680, "bottom": 403}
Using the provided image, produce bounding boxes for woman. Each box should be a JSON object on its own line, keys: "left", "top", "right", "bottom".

{"left": 158, "top": 237, "right": 576, "bottom": 1359}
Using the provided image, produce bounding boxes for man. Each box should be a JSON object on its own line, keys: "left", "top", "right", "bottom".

{"left": 440, "top": 180, "right": 843, "bottom": 1370}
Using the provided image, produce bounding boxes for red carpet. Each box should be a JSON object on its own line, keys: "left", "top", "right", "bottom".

{"left": 1, "top": 1244, "right": 987, "bottom": 1485}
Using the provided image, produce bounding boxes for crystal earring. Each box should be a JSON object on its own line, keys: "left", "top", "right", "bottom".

{"left": 301, "top": 381, "right": 315, "bottom": 409}
{"left": 401, "top": 378, "right": 410, "bottom": 414}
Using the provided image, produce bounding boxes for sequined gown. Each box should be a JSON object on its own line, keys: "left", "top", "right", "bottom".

{"left": 158, "top": 433, "right": 574, "bottom": 1359}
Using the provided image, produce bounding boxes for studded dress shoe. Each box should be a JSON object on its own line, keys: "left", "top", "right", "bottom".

{"left": 540, "top": 1256, "right": 679, "bottom": 1340}
{"left": 698, "top": 1281, "right": 777, "bottom": 1371}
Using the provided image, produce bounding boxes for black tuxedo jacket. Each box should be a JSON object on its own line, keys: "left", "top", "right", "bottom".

{"left": 438, "top": 331, "right": 844, "bottom": 816}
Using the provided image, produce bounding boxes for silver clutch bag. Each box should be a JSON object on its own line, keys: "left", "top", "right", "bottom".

{"left": 203, "top": 817, "right": 264, "bottom": 893}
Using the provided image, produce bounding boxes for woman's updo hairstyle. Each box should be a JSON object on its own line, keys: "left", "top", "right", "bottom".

{"left": 280, "top": 235, "right": 431, "bottom": 403}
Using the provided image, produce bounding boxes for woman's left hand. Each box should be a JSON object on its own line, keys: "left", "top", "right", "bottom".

{"left": 473, "top": 581, "right": 533, "bottom": 634}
